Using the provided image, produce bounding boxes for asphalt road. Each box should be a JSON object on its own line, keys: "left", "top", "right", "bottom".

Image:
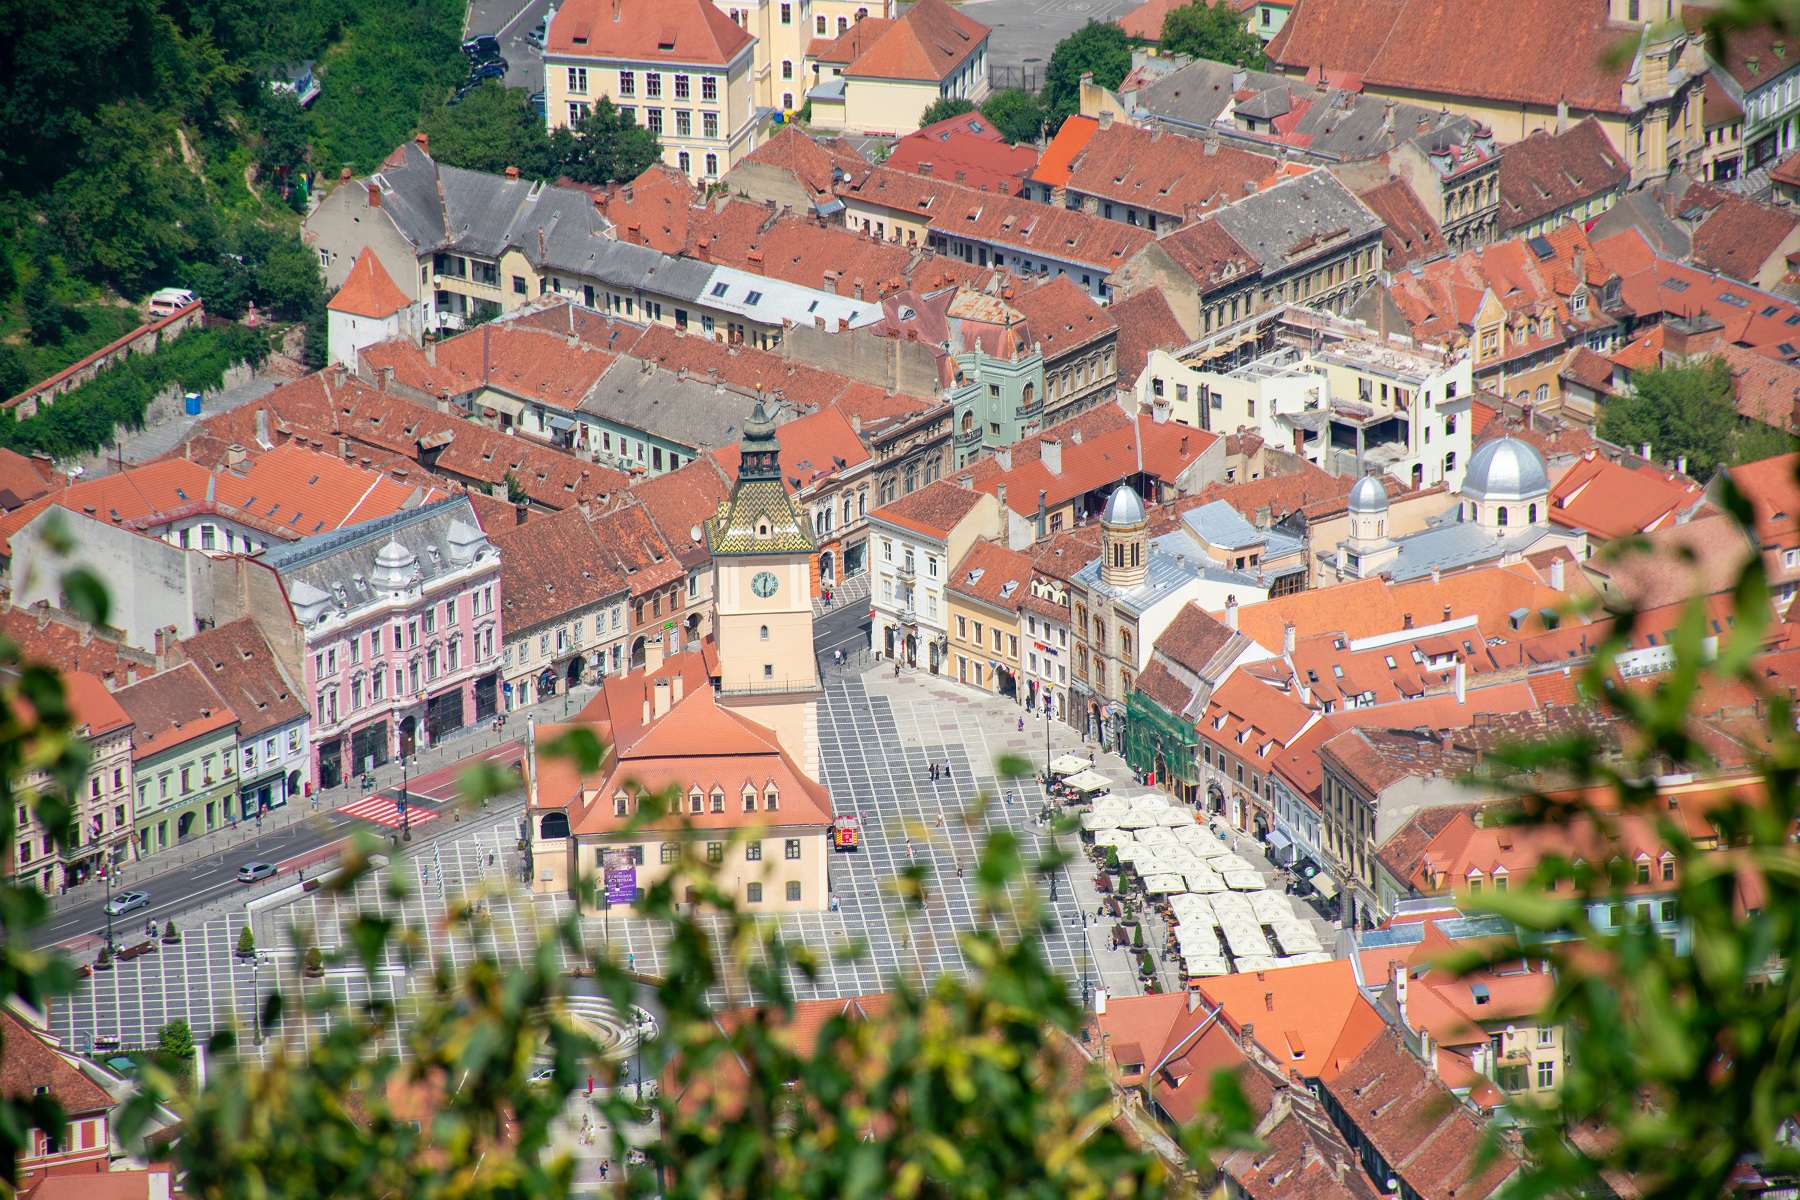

{"left": 814, "top": 593, "right": 872, "bottom": 667}
{"left": 465, "top": 0, "right": 551, "bottom": 95}
{"left": 40, "top": 742, "right": 525, "bottom": 950}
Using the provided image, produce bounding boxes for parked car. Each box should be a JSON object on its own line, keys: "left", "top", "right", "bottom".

{"left": 470, "top": 58, "right": 508, "bottom": 82}
{"left": 237, "top": 861, "right": 278, "bottom": 882}
{"left": 148, "top": 287, "right": 197, "bottom": 317}
{"left": 105, "top": 890, "right": 150, "bottom": 915}
{"left": 526, "top": 21, "right": 547, "bottom": 47}
{"left": 462, "top": 34, "right": 501, "bottom": 61}
{"left": 527, "top": 90, "right": 546, "bottom": 114}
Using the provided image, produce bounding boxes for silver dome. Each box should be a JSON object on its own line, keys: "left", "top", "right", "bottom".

{"left": 1347, "top": 475, "right": 1389, "bottom": 514}
{"left": 1461, "top": 437, "right": 1549, "bottom": 502}
{"left": 1102, "top": 483, "right": 1147, "bottom": 527}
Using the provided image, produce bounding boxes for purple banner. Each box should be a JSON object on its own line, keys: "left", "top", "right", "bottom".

{"left": 604, "top": 865, "right": 637, "bottom": 906}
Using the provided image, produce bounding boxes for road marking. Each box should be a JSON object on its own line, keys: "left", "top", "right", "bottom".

{"left": 339, "top": 796, "right": 442, "bottom": 829}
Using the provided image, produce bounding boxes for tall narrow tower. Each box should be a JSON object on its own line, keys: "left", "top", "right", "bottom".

{"left": 1099, "top": 483, "right": 1149, "bottom": 591}
{"left": 705, "top": 400, "right": 822, "bottom": 774}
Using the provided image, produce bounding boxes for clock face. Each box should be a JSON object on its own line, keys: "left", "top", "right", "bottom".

{"left": 751, "top": 571, "right": 779, "bottom": 599}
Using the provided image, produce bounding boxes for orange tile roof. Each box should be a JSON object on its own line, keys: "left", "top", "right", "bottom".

{"left": 178, "top": 618, "right": 308, "bottom": 738}
{"left": 328, "top": 247, "right": 412, "bottom": 319}
{"left": 0, "top": 447, "right": 59, "bottom": 510}
{"left": 970, "top": 411, "right": 1218, "bottom": 515}
{"left": 871, "top": 478, "right": 988, "bottom": 540}
{"left": 1546, "top": 450, "right": 1702, "bottom": 540}
{"left": 1058, "top": 123, "right": 1280, "bottom": 221}
{"left": 113, "top": 661, "right": 236, "bottom": 759}
{"left": 813, "top": 16, "right": 894, "bottom": 64}
{"left": 1690, "top": 193, "right": 1800, "bottom": 284}
{"left": 1030, "top": 116, "right": 1098, "bottom": 190}
{"left": 1198, "top": 959, "right": 1386, "bottom": 1079}
{"left": 597, "top": 164, "right": 703, "bottom": 254}
{"left": 946, "top": 538, "right": 1036, "bottom": 611}
{"left": 545, "top": 0, "right": 753, "bottom": 65}
{"left": 1109, "top": 288, "right": 1189, "bottom": 386}
{"left": 61, "top": 670, "right": 132, "bottom": 737}
{"left": 712, "top": 404, "right": 870, "bottom": 493}
{"left": 842, "top": 0, "right": 989, "bottom": 82}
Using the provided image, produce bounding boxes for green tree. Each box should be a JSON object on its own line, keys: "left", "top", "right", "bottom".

{"left": 1597, "top": 356, "right": 1787, "bottom": 478}
{"left": 235, "top": 923, "right": 255, "bottom": 958}
{"left": 554, "top": 99, "right": 663, "bottom": 186}
{"left": 21, "top": 259, "right": 74, "bottom": 345}
{"left": 1157, "top": 0, "right": 1266, "bottom": 67}
{"left": 255, "top": 89, "right": 313, "bottom": 191}
{"left": 981, "top": 88, "right": 1048, "bottom": 144}
{"left": 0, "top": 345, "right": 29, "bottom": 399}
{"left": 1043, "top": 21, "right": 1131, "bottom": 130}
{"left": 306, "top": 0, "right": 466, "bottom": 174}
{"left": 156, "top": 1019, "right": 196, "bottom": 1085}
{"left": 919, "top": 96, "right": 976, "bottom": 128}
{"left": 422, "top": 84, "right": 554, "bottom": 178}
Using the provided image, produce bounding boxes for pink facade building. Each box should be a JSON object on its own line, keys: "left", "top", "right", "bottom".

{"left": 263, "top": 498, "right": 503, "bottom": 787}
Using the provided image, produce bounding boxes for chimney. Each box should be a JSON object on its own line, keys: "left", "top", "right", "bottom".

{"left": 1188, "top": 988, "right": 1202, "bottom": 1012}
{"left": 919, "top": 161, "right": 934, "bottom": 177}
{"left": 368, "top": 184, "right": 382, "bottom": 209}
{"left": 1225, "top": 594, "right": 1239, "bottom": 630}
{"left": 958, "top": 473, "right": 973, "bottom": 488}
{"left": 672, "top": 672, "right": 685, "bottom": 704}
{"left": 1098, "top": 111, "right": 1114, "bottom": 130}
{"left": 1041, "top": 437, "right": 1063, "bottom": 475}
{"left": 424, "top": 337, "right": 436, "bottom": 366}
{"left": 1454, "top": 660, "right": 1466, "bottom": 705}
{"left": 1264, "top": 990, "right": 1274, "bottom": 1011}
{"left": 340, "top": 166, "right": 352, "bottom": 184}
{"left": 255, "top": 407, "right": 270, "bottom": 447}
{"left": 226, "top": 443, "right": 246, "bottom": 467}
{"left": 1431, "top": 565, "right": 1441, "bottom": 584}
{"left": 997, "top": 483, "right": 1010, "bottom": 540}
{"left": 643, "top": 695, "right": 652, "bottom": 724}
{"left": 1677, "top": 454, "right": 1688, "bottom": 475}
{"left": 1036, "top": 488, "right": 1049, "bottom": 539}
{"left": 1572, "top": 245, "right": 1586, "bottom": 281}
{"left": 1283, "top": 623, "right": 1295, "bottom": 655}
{"left": 515, "top": 501, "right": 529, "bottom": 525}
{"left": 505, "top": 166, "right": 520, "bottom": 181}
{"left": 1095, "top": 988, "right": 1108, "bottom": 1015}
{"left": 654, "top": 676, "right": 673, "bottom": 718}
{"left": 380, "top": 365, "right": 395, "bottom": 390}
{"left": 695, "top": 237, "right": 712, "bottom": 263}
{"left": 1394, "top": 962, "right": 1410, "bottom": 1028}
{"left": 415, "top": 132, "right": 429, "bottom": 154}
{"left": 1550, "top": 556, "right": 1565, "bottom": 591}
{"left": 1152, "top": 398, "right": 1170, "bottom": 424}
{"left": 1641, "top": 442, "right": 1652, "bottom": 460}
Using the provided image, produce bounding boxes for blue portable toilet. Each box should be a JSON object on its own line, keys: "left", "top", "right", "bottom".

{"left": 183, "top": 392, "right": 202, "bottom": 415}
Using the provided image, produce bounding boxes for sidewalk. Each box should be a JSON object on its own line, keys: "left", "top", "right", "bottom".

{"left": 49, "top": 683, "right": 598, "bottom": 914}
{"left": 812, "top": 570, "right": 870, "bottom": 618}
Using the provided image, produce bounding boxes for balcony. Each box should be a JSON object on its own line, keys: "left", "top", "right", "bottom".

{"left": 897, "top": 561, "right": 916, "bottom": 583}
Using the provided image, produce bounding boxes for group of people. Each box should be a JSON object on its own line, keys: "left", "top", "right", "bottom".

{"left": 927, "top": 761, "right": 953, "bottom": 782}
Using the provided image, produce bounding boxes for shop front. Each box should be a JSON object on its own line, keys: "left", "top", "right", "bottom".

{"left": 425, "top": 683, "right": 468, "bottom": 743}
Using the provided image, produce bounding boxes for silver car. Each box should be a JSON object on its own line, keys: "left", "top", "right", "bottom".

{"left": 104, "top": 890, "right": 149, "bottom": 915}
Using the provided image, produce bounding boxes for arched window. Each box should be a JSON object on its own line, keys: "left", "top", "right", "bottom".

{"left": 760, "top": 625, "right": 770, "bottom": 641}
{"left": 1528, "top": 503, "right": 1539, "bottom": 523}
{"left": 1497, "top": 506, "right": 1509, "bottom": 527}
{"left": 844, "top": 497, "right": 854, "bottom": 525}
{"left": 961, "top": 412, "right": 974, "bottom": 433}
{"left": 539, "top": 812, "right": 571, "bottom": 839}
{"left": 1130, "top": 541, "right": 1141, "bottom": 567}
{"left": 661, "top": 841, "right": 681, "bottom": 863}
{"left": 1022, "top": 382, "right": 1035, "bottom": 406}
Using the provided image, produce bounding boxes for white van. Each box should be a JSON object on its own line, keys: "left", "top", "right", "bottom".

{"left": 148, "top": 288, "right": 197, "bottom": 317}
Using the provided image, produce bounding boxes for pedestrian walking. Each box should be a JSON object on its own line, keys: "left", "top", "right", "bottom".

{"left": 944, "top": 762, "right": 952, "bottom": 781}
{"left": 895, "top": 660, "right": 902, "bottom": 678}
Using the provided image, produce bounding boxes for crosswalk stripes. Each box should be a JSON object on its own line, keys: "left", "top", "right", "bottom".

{"left": 337, "top": 796, "right": 440, "bottom": 829}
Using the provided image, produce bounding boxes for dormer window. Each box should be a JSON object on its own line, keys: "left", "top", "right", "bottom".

{"left": 765, "top": 786, "right": 779, "bottom": 811}
{"left": 689, "top": 788, "right": 703, "bottom": 814}
{"left": 711, "top": 788, "right": 725, "bottom": 813}
{"left": 743, "top": 788, "right": 758, "bottom": 813}
{"left": 614, "top": 791, "right": 631, "bottom": 817}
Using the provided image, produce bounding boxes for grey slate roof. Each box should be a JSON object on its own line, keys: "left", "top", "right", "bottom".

{"left": 370, "top": 140, "right": 613, "bottom": 273}
{"left": 583, "top": 238, "right": 720, "bottom": 297}
{"left": 262, "top": 497, "right": 495, "bottom": 629}
{"left": 1209, "top": 170, "right": 1384, "bottom": 273}
{"left": 1073, "top": 532, "right": 1259, "bottom": 617}
{"left": 1182, "top": 500, "right": 1265, "bottom": 551}
{"left": 1134, "top": 59, "right": 1485, "bottom": 166}
{"left": 578, "top": 361, "right": 763, "bottom": 451}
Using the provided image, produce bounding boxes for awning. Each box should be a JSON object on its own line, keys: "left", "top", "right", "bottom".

{"left": 546, "top": 414, "right": 576, "bottom": 431}
{"left": 1266, "top": 828, "right": 1292, "bottom": 853}
{"left": 1310, "top": 873, "right": 1339, "bottom": 901}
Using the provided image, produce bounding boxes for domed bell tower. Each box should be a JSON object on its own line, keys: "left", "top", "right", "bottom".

{"left": 1100, "top": 483, "right": 1149, "bottom": 590}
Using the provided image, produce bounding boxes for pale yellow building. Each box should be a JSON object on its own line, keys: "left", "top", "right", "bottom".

{"left": 806, "top": 0, "right": 990, "bottom": 136}
{"left": 709, "top": 0, "right": 891, "bottom": 114}
{"left": 544, "top": 0, "right": 764, "bottom": 183}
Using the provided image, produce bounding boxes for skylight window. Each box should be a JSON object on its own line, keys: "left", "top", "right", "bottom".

{"left": 711, "top": 282, "right": 729, "bottom": 297}
{"left": 745, "top": 290, "right": 763, "bottom": 305}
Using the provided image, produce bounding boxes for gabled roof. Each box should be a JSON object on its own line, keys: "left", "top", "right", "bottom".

{"left": 713, "top": 405, "right": 871, "bottom": 494}
{"left": 1266, "top": 0, "right": 1640, "bottom": 115}
{"left": 870, "top": 479, "right": 987, "bottom": 540}
{"left": 1059, "top": 123, "right": 1279, "bottom": 219}
{"left": 1690, "top": 193, "right": 1800, "bottom": 284}
{"left": 1030, "top": 115, "right": 1098, "bottom": 189}
{"left": 1357, "top": 179, "right": 1448, "bottom": 270}
{"left": 178, "top": 618, "right": 308, "bottom": 739}
{"left": 947, "top": 538, "right": 1036, "bottom": 610}
{"left": 113, "top": 661, "right": 236, "bottom": 758}
{"left": 545, "top": 0, "right": 754, "bottom": 65}
{"left": 1198, "top": 959, "right": 1387, "bottom": 1079}
{"left": 1109, "top": 288, "right": 1190, "bottom": 386}
{"left": 492, "top": 507, "right": 628, "bottom": 633}
{"left": 0, "top": 1009, "right": 116, "bottom": 1115}
{"left": 1209, "top": 169, "right": 1384, "bottom": 273}
{"left": 1496, "top": 118, "right": 1629, "bottom": 234}
{"left": 841, "top": 0, "right": 989, "bottom": 83}
{"left": 1546, "top": 450, "right": 1701, "bottom": 540}
{"left": 328, "top": 247, "right": 412, "bottom": 319}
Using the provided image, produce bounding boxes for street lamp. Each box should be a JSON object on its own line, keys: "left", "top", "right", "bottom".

{"left": 103, "top": 859, "right": 115, "bottom": 954}
{"left": 399, "top": 755, "right": 412, "bottom": 842}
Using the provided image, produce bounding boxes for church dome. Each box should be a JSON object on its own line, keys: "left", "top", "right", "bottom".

{"left": 1101, "top": 483, "right": 1146, "bottom": 527}
{"left": 1347, "top": 475, "right": 1390, "bottom": 514}
{"left": 1461, "top": 437, "right": 1549, "bottom": 502}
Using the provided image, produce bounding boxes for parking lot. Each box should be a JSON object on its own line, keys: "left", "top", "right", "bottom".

{"left": 464, "top": 0, "right": 550, "bottom": 96}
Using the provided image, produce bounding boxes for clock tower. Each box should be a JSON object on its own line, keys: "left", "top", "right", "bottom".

{"left": 705, "top": 399, "right": 822, "bottom": 775}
